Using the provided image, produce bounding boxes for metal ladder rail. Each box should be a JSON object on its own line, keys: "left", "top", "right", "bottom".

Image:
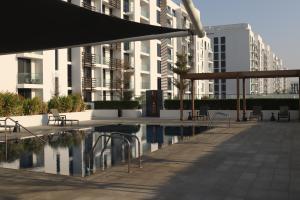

{"left": 110, "top": 132, "right": 142, "bottom": 169}
{"left": 208, "top": 112, "right": 231, "bottom": 128}
{"left": 3, "top": 117, "right": 46, "bottom": 143}
{"left": 87, "top": 134, "right": 131, "bottom": 173}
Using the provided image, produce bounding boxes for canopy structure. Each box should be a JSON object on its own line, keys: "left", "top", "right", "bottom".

{"left": 0, "top": 0, "right": 191, "bottom": 55}
{"left": 183, "top": 70, "right": 300, "bottom": 121}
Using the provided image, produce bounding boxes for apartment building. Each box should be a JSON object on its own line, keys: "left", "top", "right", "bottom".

{"left": 67, "top": 0, "right": 213, "bottom": 102}
{"left": 0, "top": 50, "right": 68, "bottom": 101}
{"left": 205, "top": 23, "right": 287, "bottom": 99}
{"left": 0, "top": 0, "right": 213, "bottom": 102}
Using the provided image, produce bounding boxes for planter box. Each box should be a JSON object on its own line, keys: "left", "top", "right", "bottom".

{"left": 91, "top": 110, "right": 118, "bottom": 119}
{"left": 0, "top": 111, "right": 93, "bottom": 127}
{"left": 122, "top": 109, "right": 142, "bottom": 118}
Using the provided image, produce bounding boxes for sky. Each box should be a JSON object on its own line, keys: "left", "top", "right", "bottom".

{"left": 175, "top": 0, "right": 300, "bottom": 69}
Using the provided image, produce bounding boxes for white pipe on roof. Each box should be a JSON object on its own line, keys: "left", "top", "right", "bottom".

{"left": 182, "top": 0, "right": 205, "bottom": 38}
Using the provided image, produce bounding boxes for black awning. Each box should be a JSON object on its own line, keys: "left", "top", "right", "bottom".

{"left": 0, "top": 0, "right": 188, "bottom": 55}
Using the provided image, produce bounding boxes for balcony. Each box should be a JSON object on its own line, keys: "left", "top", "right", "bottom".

{"left": 141, "top": 43, "right": 150, "bottom": 56}
{"left": 82, "top": 52, "right": 96, "bottom": 68}
{"left": 18, "top": 73, "right": 43, "bottom": 85}
{"left": 141, "top": 7, "right": 149, "bottom": 20}
{"left": 16, "top": 52, "right": 43, "bottom": 60}
{"left": 82, "top": 2, "right": 96, "bottom": 11}
{"left": 82, "top": 77, "right": 96, "bottom": 90}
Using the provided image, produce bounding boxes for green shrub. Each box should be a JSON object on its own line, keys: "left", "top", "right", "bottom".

{"left": 48, "top": 95, "right": 85, "bottom": 113}
{"left": 23, "top": 97, "right": 44, "bottom": 115}
{"left": 0, "top": 92, "right": 24, "bottom": 117}
{"left": 71, "top": 94, "right": 85, "bottom": 112}
{"left": 164, "top": 99, "right": 300, "bottom": 110}
{"left": 94, "top": 101, "right": 140, "bottom": 110}
{"left": 48, "top": 96, "right": 59, "bottom": 112}
{"left": 57, "top": 96, "right": 73, "bottom": 113}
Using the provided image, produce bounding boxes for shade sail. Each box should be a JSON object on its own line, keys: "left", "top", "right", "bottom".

{"left": 0, "top": 0, "right": 190, "bottom": 55}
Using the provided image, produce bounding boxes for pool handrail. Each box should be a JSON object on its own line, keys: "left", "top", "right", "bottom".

{"left": 87, "top": 134, "right": 131, "bottom": 173}
{"left": 1, "top": 117, "right": 46, "bottom": 143}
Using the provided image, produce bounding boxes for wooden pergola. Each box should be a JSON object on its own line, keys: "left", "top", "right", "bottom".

{"left": 183, "top": 70, "right": 300, "bottom": 121}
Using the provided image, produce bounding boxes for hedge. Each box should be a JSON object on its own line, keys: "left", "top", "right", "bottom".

{"left": 0, "top": 92, "right": 85, "bottom": 117}
{"left": 164, "top": 99, "right": 299, "bottom": 110}
{"left": 48, "top": 94, "right": 85, "bottom": 113}
{"left": 94, "top": 101, "right": 140, "bottom": 110}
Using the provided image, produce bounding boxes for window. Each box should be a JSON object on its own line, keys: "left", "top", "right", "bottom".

{"left": 18, "top": 89, "right": 32, "bottom": 99}
{"left": 221, "top": 61, "right": 226, "bottom": 68}
{"left": 214, "top": 61, "right": 219, "bottom": 68}
{"left": 55, "top": 77, "right": 59, "bottom": 96}
{"left": 157, "top": 44, "right": 161, "bottom": 57}
{"left": 18, "top": 58, "right": 31, "bottom": 74}
{"left": 156, "top": 11, "right": 161, "bottom": 24}
{"left": 156, "top": 0, "right": 161, "bottom": 7}
{"left": 214, "top": 53, "right": 219, "bottom": 60}
{"left": 221, "top": 53, "right": 226, "bottom": 60}
{"left": 214, "top": 45, "right": 218, "bottom": 52}
{"left": 214, "top": 85, "right": 219, "bottom": 93}
{"left": 124, "top": 42, "right": 130, "bottom": 50}
{"left": 157, "top": 60, "right": 161, "bottom": 74}
{"left": 221, "top": 45, "right": 226, "bottom": 52}
{"left": 157, "top": 78, "right": 161, "bottom": 90}
{"left": 123, "top": 0, "right": 129, "bottom": 12}
{"left": 214, "top": 37, "right": 219, "bottom": 44}
{"left": 67, "top": 48, "right": 72, "bottom": 62}
{"left": 167, "top": 48, "right": 172, "bottom": 60}
{"left": 55, "top": 49, "right": 59, "bottom": 70}
{"left": 68, "top": 65, "right": 72, "bottom": 87}
{"left": 221, "top": 37, "right": 226, "bottom": 44}
{"left": 167, "top": 78, "right": 172, "bottom": 90}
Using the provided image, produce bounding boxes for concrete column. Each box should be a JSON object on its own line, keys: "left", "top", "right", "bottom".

{"left": 242, "top": 78, "right": 247, "bottom": 121}
{"left": 236, "top": 78, "right": 240, "bottom": 122}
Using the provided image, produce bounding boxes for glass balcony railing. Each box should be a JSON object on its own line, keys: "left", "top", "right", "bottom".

{"left": 141, "top": 8, "right": 149, "bottom": 19}
{"left": 141, "top": 44, "right": 150, "bottom": 54}
{"left": 18, "top": 73, "right": 43, "bottom": 84}
{"left": 142, "top": 64, "right": 150, "bottom": 71}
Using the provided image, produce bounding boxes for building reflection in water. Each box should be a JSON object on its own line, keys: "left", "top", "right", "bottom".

{"left": 0, "top": 124, "right": 208, "bottom": 177}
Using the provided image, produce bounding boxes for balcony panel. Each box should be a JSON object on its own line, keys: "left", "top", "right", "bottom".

{"left": 18, "top": 73, "right": 43, "bottom": 84}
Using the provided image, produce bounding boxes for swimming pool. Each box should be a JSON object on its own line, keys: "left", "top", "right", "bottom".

{"left": 0, "top": 124, "right": 209, "bottom": 177}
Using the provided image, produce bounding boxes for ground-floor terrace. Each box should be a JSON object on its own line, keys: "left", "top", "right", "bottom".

{"left": 0, "top": 119, "right": 300, "bottom": 200}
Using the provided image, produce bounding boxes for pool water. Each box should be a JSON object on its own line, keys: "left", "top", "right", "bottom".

{"left": 0, "top": 124, "right": 209, "bottom": 177}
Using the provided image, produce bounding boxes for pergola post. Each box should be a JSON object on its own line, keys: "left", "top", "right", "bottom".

{"left": 236, "top": 78, "right": 240, "bottom": 122}
{"left": 242, "top": 78, "right": 247, "bottom": 121}
{"left": 191, "top": 79, "right": 195, "bottom": 120}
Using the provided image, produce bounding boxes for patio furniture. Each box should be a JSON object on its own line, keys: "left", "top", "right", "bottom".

{"left": 278, "top": 106, "right": 290, "bottom": 121}
{"left": 47, "top": 109, "right": 79, "bottom": 126}
{"left": 249, "top": 106, "right": 263, "bottom": 121}
{"left": 196, "top": 106, "right": 210, "bottom": 120}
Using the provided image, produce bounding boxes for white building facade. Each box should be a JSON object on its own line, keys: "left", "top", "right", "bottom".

{"left": 67, "top": 0, "right": 213, "bottom": 101}
{"left": 205, "top": 23, "right": 287, "bottom": 99}
{"left": 0, "top": 0, "right": 213, "bottom": 102}
{"left": 0, "top": 50, "right": 68, "bottom": 102}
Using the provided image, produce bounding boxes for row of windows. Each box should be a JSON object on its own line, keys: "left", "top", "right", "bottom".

{"left": 214, "top": 37, "right": 226, "bottom": 44}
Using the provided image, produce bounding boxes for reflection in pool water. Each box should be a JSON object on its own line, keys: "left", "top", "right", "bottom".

{"left": 0, "top": 124, "right": 209, "bottom": 177}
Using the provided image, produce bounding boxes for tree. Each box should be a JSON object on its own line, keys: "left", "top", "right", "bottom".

{"left": 172, "top": 53, "right": 191, "bottom": 121}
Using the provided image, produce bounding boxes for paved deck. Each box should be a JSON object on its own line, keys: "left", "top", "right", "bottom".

{"left": 0, "top": 121, "right": 300, "bottom": 200}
